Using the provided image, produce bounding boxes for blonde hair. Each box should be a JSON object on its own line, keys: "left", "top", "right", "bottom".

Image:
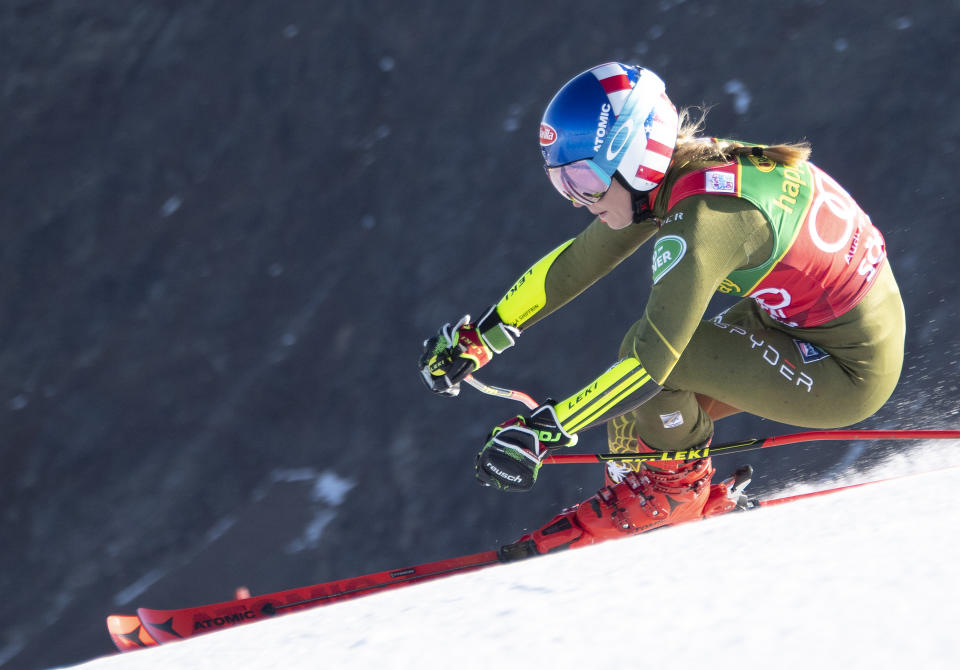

{"left": 671, "top": 106, "right": 812, "bottom": 167}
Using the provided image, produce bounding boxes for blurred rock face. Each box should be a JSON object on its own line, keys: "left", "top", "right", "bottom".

{"left": 2, "top": 2, "right": 958, "bottom": 668}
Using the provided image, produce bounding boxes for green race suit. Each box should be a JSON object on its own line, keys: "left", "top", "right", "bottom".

{"left": 485, "top": 153, "right": 905, "bottom": 480}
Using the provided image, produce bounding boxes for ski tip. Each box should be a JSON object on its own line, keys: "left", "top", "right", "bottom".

{"left": 106, "top": 613, "right": 159, "bottom": 652}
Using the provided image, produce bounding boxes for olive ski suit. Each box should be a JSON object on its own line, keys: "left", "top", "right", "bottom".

{"left": 485, "top": 151, "right": 905, "bottom": 492}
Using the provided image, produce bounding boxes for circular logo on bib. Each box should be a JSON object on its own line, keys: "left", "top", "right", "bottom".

{"left": 747, "top": 153, "right": 776, "bottom": 172}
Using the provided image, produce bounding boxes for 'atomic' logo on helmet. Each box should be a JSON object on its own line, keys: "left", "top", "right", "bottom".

{"left": 539, "top": 123, "right": 557, "bottom": 146}
{"left": 593, "top": 103, "right": 612, "bottom": 152}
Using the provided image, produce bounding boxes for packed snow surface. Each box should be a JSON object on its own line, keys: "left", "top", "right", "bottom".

{"left": 69, "top": 445, "right": 960, "bottom": 670}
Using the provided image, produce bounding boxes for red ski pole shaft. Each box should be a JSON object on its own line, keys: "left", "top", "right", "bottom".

{"left": 542, "top": 429, "right": 960, "bottom": 465}
{"left": 462, "top": 377, "right": 960, "bottom": 464}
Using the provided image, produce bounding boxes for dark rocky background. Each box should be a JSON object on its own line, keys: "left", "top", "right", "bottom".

{"left": 2, "top": 1, "right": 959, "bottom": 667}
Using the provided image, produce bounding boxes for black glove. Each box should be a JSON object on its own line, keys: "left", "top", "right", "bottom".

{"left": 475, "top": 404, "right": 578, "bottom": 492}
{"left": 418, "top": 307, "right": 520, "bottom": 396}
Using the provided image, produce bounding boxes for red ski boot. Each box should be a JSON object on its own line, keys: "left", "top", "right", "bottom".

{"left": 702, "top": 465, "right": 753, "bottom": 518}
{"left": 499, "top": 456, "right": 716, "bottom": 561}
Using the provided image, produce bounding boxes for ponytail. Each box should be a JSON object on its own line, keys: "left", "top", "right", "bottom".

{"left": 672, "top": 106, "right": 812, "bottom": 167}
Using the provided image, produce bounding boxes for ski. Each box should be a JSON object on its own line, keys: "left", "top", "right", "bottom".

{"left": 129, "top": 550, "right": 499, "bottom": 647}
{"left": 106, "top": 613, "right": 158, "bottom": 651}
{"left": 107, "top": 466, "right": 951, "bottom": 651}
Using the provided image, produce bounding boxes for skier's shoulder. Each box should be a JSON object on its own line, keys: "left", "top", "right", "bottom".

{"left": 654, "top": 191, "right": 767, "bottom": 248}
{"left": 649, "top": 186, "right": 771, "bottom": 281}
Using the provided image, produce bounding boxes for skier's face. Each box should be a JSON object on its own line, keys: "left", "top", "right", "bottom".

{"left": 573, "top": 177, "right": 633, "bottom": 230}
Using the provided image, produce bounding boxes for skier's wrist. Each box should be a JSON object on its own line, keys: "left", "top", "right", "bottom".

{"left": 475, "top": 403, "right": 578, "bottom": 492}
{"left": 476, "top": 305, "right": 521, "bottom": 354}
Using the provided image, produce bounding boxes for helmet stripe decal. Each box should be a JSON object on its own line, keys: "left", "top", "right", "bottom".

{"left": 599, "top": 74, "right": 632, "bottom": 94}
{"left": 590, "top": 70, "right": 665, "bottom": 176}
{"left": 606, "top": 89, "right": 632, "bottom": 116}
{"left": 590, "top": 62, "right": 630, "bottom": 81}
{"left": 645, "top": 138, "right": 675, "bottom": 159}
{"left": 641, "top": 150, "right": 672, "bottom": 171}
{"left": 591, "top": 63, "right": 634, "bottom": 116}
{"left": 635, "top": 165, "right": 666, "bottom": 185}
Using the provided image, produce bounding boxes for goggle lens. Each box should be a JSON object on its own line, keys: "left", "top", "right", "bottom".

{"left": 545, "top": 160, "right": 612, "bottom": 206}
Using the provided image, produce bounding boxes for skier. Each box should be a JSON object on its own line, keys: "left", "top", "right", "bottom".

{"left": 418, "top": 62, "right": 905, "bottom": 558}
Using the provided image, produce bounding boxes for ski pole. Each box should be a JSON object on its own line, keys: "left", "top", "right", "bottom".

{"left": 463, "top": 374, "right": 538, "bottom": 410}
{"left": 463, "top": 376, "right": 960, "bottom": 463}
{"left": 542, "top": 429, "right": 960, "bottom": 465}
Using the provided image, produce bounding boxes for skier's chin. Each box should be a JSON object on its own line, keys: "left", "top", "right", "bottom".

{"left": 603, "top": 215, "right": 631, "bottom": 230}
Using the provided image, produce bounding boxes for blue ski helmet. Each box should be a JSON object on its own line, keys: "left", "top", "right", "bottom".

{"left": 540, "top": 63, "right": 679, "bottom": 193}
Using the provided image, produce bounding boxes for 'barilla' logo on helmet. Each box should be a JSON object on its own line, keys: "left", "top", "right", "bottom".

{"left": 539, "top": 123, "right": 557, "bottom": 146}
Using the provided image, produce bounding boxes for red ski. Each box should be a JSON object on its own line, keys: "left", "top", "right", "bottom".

{"left": 132, "top": 550, "right": 499, "bottom": 646}
{"left": 108, "top": 467, "right": 953, "bottom": 651}
{"left": 106, "top": 613, "right": 158, "bottom": 651}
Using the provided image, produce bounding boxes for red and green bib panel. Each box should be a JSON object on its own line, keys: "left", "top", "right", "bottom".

{"left": 666, "top": 154, "right": 886, "bottom": 328}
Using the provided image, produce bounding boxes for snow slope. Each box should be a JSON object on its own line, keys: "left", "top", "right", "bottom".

{"left": 68, "top": 446, "right": 960, "bottom": 670}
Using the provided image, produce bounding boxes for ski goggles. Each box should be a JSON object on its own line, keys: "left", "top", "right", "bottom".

{"left": 545, "top": 159, "right": 613, "bottom": 206}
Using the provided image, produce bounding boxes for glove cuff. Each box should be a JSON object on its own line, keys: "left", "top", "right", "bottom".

{"left": 530, "top": 404, "right": 579, "bottom": 448}
{"left": 476, "top": 305, "right": 522, "bottom": 354}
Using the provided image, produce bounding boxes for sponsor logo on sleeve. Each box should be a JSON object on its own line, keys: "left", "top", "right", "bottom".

{"left": 651, "top": 235, "right": 687, "bottom": 284}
